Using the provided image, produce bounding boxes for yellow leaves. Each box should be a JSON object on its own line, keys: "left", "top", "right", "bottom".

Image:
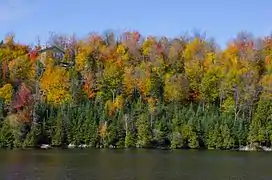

{"left": 184, "top": 38, "right": 206, "bottom": 62}
{"left": 105, "top": 100, "right": 114, "bottom": 116}
{"left": 203, "top": 52, "right": 216, "bottom": 71}
{"left": 75, "top": 40, "right": 99, "bottom": 72}
{"left": 99, "top": 121, "right": 108, "bottom": 141}
{"left": 99, "top": 44, "right": 108, "bottom": 56}
{"left": 225, "top": 43, "right": 239, "bottom": 57}
{"left": 104, "top": 63, "right": 119, "bottom": 77}
{"left": 147, "top": 97, "right": 157, "bottom": 114}
{"left": 0, "top": 83, "right": 13, "bottom": 105}
{"left": 5, "top": 113, "right": 20, "bottom": 128}
{"left": 164, "top": 73, "right": 189, "bottom": 102}
{"left": 124, "top": 63, "right": 152, "bottom": 98}
{"left": 75, "top": 47, "right": 89, "bottom": 71}
{"left": 260, "top": 41, "right": 272, "bottom": 98}
{"left": 40, "top": 66, "right": 71, "bottom": 105}
{"left": 151, "top": 56, "right": 164, "bottom": 74}
{"left": 114, "top": 95, "right": 124, "bottom": 110}
{"left": 116, "top": 44, "right": 129, "bottom": 65}
{"left": 8, "top": 57, "right": 35, "bottom": 81}
{"left": 4, "top": 35, "right": 15, "bottom": 45}
{"left": 184, "top": 60, "right": 202, "bottom": 90}
{"left": 260, "top": 74, "right": 272, "bottom": 99}
{"left": 183, "top": 39, "right": 214, "bottom": 93}
{"left": 116, "top": 44, "right": 126, "bottom": 55}
{"left": 41, "top": 56, "right": 53, "bottom": 67}
{"left": 221, "top": 96, "right": 235, "bottom": 113}
{"left": 264, "top": 55, "right": 272, "bottom": 74}
{"left": 105, "top": 95, "right": 124, "bottom": 116}
{"left": 222, "top": 44, "right": 240, "bottom": 69}
{"left": 123, "top": 67, "right": 135, "bottom": 97}
{"left": 0, "top": 35, "right": 29, "bottom": 63}
{"left": 200, "top": 66, "right": 222, "bottom": 102}
{"left": 265, "top": 56, "right": 271, "bottom": 66}
{"left": 142, "top": 37, "right": 156, "bottom": 56}
{"left": 136, "top": 69, "right": 151, "bottom": 98}
{"left": 103, "top": 63, "right": 123, "bottom": 95}
{"left": 122, "top": 53, "right": 130, "bottom": 62}
{"left": 75, "top": 49, "right": 88, "bottom": 72}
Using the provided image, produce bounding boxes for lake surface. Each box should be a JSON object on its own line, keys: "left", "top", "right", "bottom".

{"left": 0, "top": 148, "right": 271, "bottom": 180}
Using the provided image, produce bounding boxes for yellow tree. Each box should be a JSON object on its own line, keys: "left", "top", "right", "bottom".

{"left": 8, "top": 56, "right": 35, "bottom": 83}
{"left": 164, "top": 73, "right": 189, "bottom": 102}
{"left": 220, "top": 35, "right": 259, "bottom": 120}
{"left": 200, "top": 52, "right": 223, "bottom": 104}
{"left": 0, "top": 83, "right": 13, "bottom": 105}
{"left": 260, "top": 37, "right": 272, "bottom": 99}
{"left": 134, "top": 62, "right": 151, "bottom": 99}
{"left": 122, "top": 66, "right": 136, "bottom": 98}
{"left": 39, "top": 57, "right": 71, "bottom": 105}
{"left": 0, "top": 34, "right": 30, "bottom": 84}
{"left": 183, "top": 37, "right": 212, "bottom": 102}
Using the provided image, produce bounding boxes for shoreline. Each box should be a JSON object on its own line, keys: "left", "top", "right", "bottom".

{"left": 5, "top": 144, "right": 272, "bottom": 152}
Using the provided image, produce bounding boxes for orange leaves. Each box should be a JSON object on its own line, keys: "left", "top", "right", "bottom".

{"left": 83, "top": 73, "right": 96, "bottom": 99}
{"left": 17, "top": 107, "right": 32, "bottom": 123}
{"left": 224, "top": 43, "right": 239, "bottom": 57}
{"left": 4, "top": 30, "right": 272, "bottom": 115}
{"left": 28, "top": 50, "right": 38, "bottom": 62}
{"left": 89, "top": 34, "right": 103, "bottom": 44}
{"left": 133, "top": 31, "right": 140, "bottom": 42}
{"left": 105, "top": 95, "right": 124, "bottom": 117}
{"left": 123, "top": 67, "right": 135, "bottom": 97}
{"left": 88, "top": 91, "right": 96, "bottom": 99}
{"left": 134, "top": 64, "right": 152, "bottom": 98}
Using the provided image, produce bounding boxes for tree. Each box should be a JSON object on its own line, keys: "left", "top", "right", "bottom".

{"left": 136, "top": 112, "right": 152, "bottom": 148}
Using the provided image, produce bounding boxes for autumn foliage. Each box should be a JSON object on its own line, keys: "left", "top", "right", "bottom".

{"left": 1, "top": 31, "right": 272, "bottom": 149}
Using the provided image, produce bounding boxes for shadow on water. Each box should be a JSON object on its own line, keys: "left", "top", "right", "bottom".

{"left": 0, "top": 148, "right": 272, "bottom": 180}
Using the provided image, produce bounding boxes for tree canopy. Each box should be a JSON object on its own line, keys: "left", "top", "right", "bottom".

{"left": 0, "top": 31, "right": 272, "bottom": 149}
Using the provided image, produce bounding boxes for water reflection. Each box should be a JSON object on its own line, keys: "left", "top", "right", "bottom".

{"left": 0, "top": 149, "right": 271, "bottom": 179}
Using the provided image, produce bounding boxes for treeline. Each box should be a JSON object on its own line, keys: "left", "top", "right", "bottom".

{"left": 0, "top": 31, "right": 272, "bottom": 149}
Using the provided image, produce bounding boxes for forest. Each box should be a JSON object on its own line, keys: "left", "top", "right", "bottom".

{"left": 0, "top": 31, "right": 272, "bottom": 150}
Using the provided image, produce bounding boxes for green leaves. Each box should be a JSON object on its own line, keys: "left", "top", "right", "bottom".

{"left": 1, "top": 31, "right": 272, "bottom": 150}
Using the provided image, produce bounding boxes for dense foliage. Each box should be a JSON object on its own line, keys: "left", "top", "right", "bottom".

{"left": 0, "top": 31, "right": 272, "bottom": 150}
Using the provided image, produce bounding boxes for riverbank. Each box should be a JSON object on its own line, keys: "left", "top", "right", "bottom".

{"left": 35, "top": 143, "right": 272, "bottom": 152}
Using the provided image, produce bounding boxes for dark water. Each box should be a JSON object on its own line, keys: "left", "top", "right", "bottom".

{"left": 0, "top": 149, "right": 271, "bottom": 180}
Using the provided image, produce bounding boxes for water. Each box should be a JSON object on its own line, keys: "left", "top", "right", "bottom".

{"left": 0, "top": 148, "right": 271, "bottom": 180}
